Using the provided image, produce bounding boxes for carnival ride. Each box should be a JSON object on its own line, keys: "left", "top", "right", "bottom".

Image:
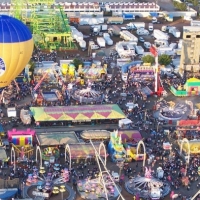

{"left": 11, "top": 144, "right": 34, "bottom": 163}
{"left": 26, "top": 166, "right": 74, "bottom": 200}
{"left": 42, "top": 147, "right": 60, "bottom": 161}
{"left": 10, "top": 0, "right": 75, "bottom": 51}
{"left": 125, "top": 167, "right": 171, "bottom": 199}
{"left": 156, "top": 99, "right": 188, "bottom": 120}
{"left": 72, "top": 87, "right": 103, "bottom": 103}
{"left": 77, "top": 172, "right": 121, "bottom": 199}
{"left": 108, "top": 130, "right": 145, "bottom": 163}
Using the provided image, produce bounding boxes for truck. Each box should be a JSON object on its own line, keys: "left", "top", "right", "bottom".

{"left": 97, "top": 37, "right": 106, "bottom": 48}
{"left": 107, "top": 17, "right": 123, "bottom": 24}
{"left": 127, "top": 22, "right": 145, "bottom": 30}
{"left": 89, "top": 41, "right": 100, "bottom": 50}
{"left": 91, "top": 24, "right": 108, "bottom": 34}
{"left": 122, "top": 13, "right": 135, "bottom": 20}
{"left": 108, "top": 25, "right": 121, "bottom": 36}
{"left": 168, "top": 27, "right": 181, "bottom": 38}
{"left": 120, "top": 31, "right": 138, "bottom": 42}
{"left": 103, "top": 33, "right": 113, "bottom": 45}
{"left": 148, "top": 23, "right": 153, "bottom": 31}
{"left": 153, "top": 29, "right": 169, "bottom": 40}
{"left": 135, "top": 46, "right": 144, "bottom": 55}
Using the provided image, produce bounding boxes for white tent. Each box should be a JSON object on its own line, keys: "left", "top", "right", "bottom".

{"left": 118, "top": 118, "right": 132, "bottom": 128}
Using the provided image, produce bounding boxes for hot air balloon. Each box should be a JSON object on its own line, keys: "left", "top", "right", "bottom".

{"left": 0, "top": 15, "right": 34, "bottom": 88}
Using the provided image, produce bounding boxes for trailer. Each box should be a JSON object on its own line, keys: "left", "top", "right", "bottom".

{"left": 107, "top": 17, "right": 123, "bottom": 24}
{"left": 91, "top": 24, "right": 108, "bottom": 34}
{"left": 97, "top": 37, "right": 106, "bottom": 47}
{"left": 122, "top": 13, "right": 135, "bottom": 20}
{"left": 127, "top": 22, "right": 145, "bottom": 30}
{"left": 135, "top": 46, "right": 144, "bottom": 55}
{"left": 136, "top": 28, "right": 149, "bottom": 36}
{"left": 120, "top": 31, "right": 138, "bottom": 42}
{"left": 103, "top": 33, "right": 113, "bottom": 45}
{"left": 157, "top": 47, "right": 175, "bottom": 56}
{"left": 153, "top": 29, "right": 169, "bottom": 40}
{"left": 190, "top": 20, "right": 200, "bottom": 26}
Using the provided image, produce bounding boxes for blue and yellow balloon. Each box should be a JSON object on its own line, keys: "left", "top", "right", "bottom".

{"left": 0, "top": 15, "right": 34, "bottom": 87}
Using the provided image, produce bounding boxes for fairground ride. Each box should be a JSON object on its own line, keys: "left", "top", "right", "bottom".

{"left": 10, "top": 0, "right": 76, "bottom": 51}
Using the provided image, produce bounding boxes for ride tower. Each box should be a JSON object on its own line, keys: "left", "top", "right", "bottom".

{"left": 10, "top": 0, "right": 75, "bottom": 51}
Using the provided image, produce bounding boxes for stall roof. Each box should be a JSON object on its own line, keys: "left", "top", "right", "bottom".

{"left": 30, "top": 104, "right": 126, "bottom": 122}
{"left": 36, "top": 132, "right": 79, "bottom": 146}
{"left": 66, "top": 143, "right": 106, "bottom": 159}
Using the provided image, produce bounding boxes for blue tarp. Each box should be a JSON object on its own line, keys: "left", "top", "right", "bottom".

{"left": 150, "top": 12, "right": 158, "bottom": 17}
{"left": 169, "top": 14, "right": 173, "bottom": 18}
{"left": 121, "top": 61, "right": 142, "bottom": 73}
{"left": 0, "top": 189, "right": 17, "bottom": 200}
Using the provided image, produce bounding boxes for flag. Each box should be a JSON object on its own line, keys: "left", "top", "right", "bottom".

{"left": 150, "top": 45, "right": 158, "bottom": 57}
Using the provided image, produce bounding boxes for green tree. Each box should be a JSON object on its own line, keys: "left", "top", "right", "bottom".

{"left": 72, "top": 58, "right": 83, "bottom": 71}
{"left": 193, "top": 0, "right": 198, "bottom": 6}
{"left": 158, "top": 54, "right": 172, "bottom": 66}
{"left": 173, "top": 1, "right": 187, "bottom": 11}
{"left": 142, "top": 55, "right": 155, "bottom": 65}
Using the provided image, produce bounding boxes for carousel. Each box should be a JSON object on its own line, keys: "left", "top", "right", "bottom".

{"left": 77, "top": 172, "right": 122, "bottom": 200}
{"left": 72, "top": 87, "right": 103, "bottom": 103}
{"left": 125, "top": 167, "right": 170, "bottom": 199}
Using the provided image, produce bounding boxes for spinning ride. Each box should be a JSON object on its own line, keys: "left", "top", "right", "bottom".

{"left": 125, "top": 167, "right": 170, "bottom": 199}
{"left": 72, "top": 87, "right": 103, "bottom": 103}
{"left": 42, "top": 147, "right": 59, "bottom": 161}
{"left": 77, "top": 172, "right": 122, "bottom": 200}
{"left": 157, "top": 100, "right": 188, "bottom": 120}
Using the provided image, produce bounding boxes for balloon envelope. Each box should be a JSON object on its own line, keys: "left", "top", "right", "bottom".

{"left": 0, "top": 15, "right": 34, "bottom": 87}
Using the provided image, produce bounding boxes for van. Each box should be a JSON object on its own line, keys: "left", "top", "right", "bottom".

{"left": 148, "top": 23, "right": 153, "bottom": 31}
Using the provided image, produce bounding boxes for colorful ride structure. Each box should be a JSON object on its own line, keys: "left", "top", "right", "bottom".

{"left": 10, "top": 0, "right": 75, "bottom": 51}
{"left": 170, "top": 78, "right": 200, "bottom": 96}
{"left": 108, "top": 130, "right": 144, "bottom": 163}
{"left": 42, "top": 147, "right": 60, "bottom": 161}
{"left": 8, "top": 129, "right": 35, "bottom": 146}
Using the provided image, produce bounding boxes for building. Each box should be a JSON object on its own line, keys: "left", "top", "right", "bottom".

{"left": 179, "top": 26, "right": 200, "bottom": 75}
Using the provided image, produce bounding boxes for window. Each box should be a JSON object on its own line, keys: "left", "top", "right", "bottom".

{"left": 186, "top": 35, "right": 191, "bottom": 38}
{"left": 196, "top": 35, "right": 200, "bottom": 38}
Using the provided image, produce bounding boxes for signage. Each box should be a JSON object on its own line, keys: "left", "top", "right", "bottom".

{"left": 32, "top": 191, "right": 50, "bottom": 198}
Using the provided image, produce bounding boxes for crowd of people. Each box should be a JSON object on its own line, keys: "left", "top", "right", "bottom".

{"left": 0, "top": 51, "right": 199, "bottom": 200}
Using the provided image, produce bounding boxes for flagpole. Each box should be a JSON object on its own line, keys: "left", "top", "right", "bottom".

{"left": 155, "top": 54, "right": 158, "bottom": 93}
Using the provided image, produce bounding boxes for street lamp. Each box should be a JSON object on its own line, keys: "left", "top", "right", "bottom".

{"left": 59, "top": 185, "right": 66, "bottom": 200}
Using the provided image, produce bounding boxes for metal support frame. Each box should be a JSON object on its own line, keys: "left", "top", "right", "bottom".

{"left": 90, "top": 140, "right": 126, "bottom": 200}
{"left": 11, "top": 146, "right": 16, "bottom": 173}
{"left": 136, "top": 140, "right": 146, "bottom": 167}
{"left": 36, "top": 145, "right": 43, "bottom": 167}
{"left": 180, "top": 138, "right": 190, "bottom": 176}
{"left": 65, "top": 143, "right": 107, "bottom": 169}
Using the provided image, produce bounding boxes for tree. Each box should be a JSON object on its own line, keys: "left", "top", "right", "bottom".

{"left": 173, "top": 1, "right": 187, "bottom": 11}
{"left": 72, "top": 58, "right": 83, "bottom": 71}
{"left": 158, "top": 54, "right": 172, "bottom": 66}
{"left": 193, "top": 0, "right": 198, "bottom": 7}
{"left": 142, "top": 55, "right": 155, "bottom": 65}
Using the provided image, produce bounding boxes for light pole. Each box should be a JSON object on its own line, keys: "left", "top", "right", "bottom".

{"left": 60, "top": 185, "right": 66, "bottom": 200}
